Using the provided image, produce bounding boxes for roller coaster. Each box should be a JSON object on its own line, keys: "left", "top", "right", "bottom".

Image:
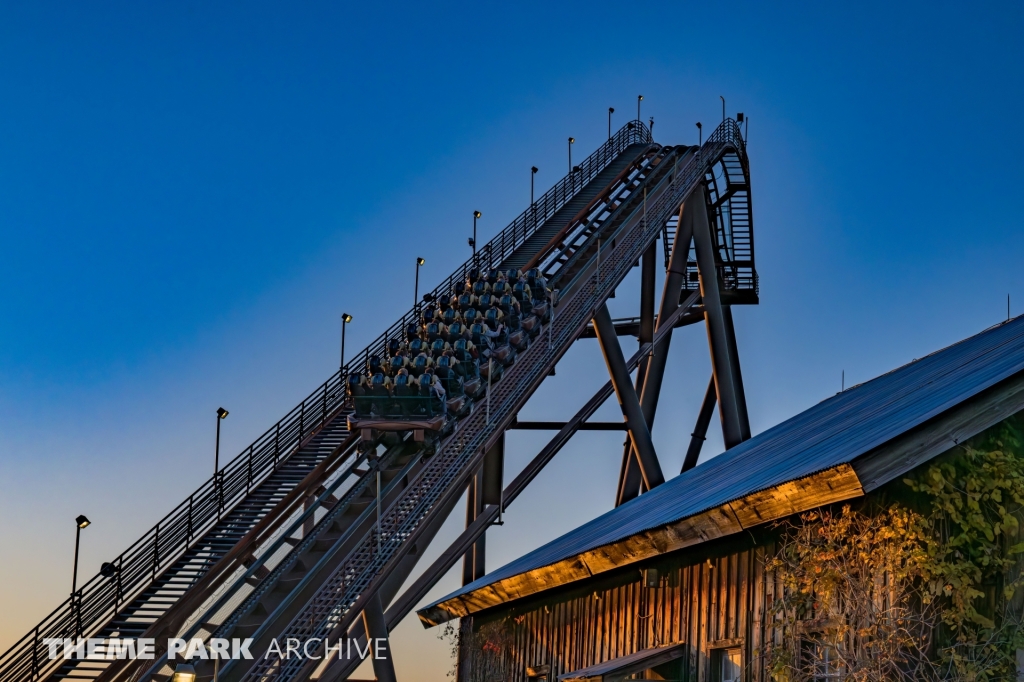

{"left": 1, "top": 115, "right": 756, "bottom": 682}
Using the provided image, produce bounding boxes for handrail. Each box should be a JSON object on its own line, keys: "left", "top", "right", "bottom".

{"left": 0, "top": 374, "right": 349, "bottom": 682}
{"left": 0, "top": 120, "right": 653, "bottom": 682}
{"left": 334, "top": 120, "right": 652, "bottom": 386}
{"left": 236, "top": 118, "right": 746, "bottom": 682}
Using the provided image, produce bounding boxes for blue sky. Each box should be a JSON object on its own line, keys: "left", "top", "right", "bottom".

{"left": 2, "top": 2, "right": 1023, "bottom": 678}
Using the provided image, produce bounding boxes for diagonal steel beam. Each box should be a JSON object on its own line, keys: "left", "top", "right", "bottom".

{"left": 691, "top": 186, "right": 745, "bottom": 448}
{"left": 618, "top": 197, "right": 700, "bottom": 505}
{"left": 593, "top": 303, "right": 664, "bottom": 491}
{"left": 682, "top": 375, "right": 717, "bottom": 472}
{"left": 317, "top": 299, "right": 701, "bottom": 682}
{"left": 361, "top": 594, "right": 397, "bottom": 682}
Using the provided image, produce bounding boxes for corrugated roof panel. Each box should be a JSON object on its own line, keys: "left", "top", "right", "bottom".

{"left": 426, "top": 316, "right": 1024, "bottom": 610}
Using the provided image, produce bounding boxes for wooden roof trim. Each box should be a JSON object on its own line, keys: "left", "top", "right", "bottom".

{"left": 418, "top": 464, "right": 862, "bottom": 626}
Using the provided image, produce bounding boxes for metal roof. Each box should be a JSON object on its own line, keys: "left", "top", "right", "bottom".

{"left": 423, "top": 316, "right": 1024, "bottom": 615}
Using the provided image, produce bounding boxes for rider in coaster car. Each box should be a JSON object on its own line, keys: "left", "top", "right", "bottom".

{"left": 408, "top": 336, "right": 428, "bottom": 356}
{"left": 388, "top": 337, "right": 406, "bottom": 358}
{"left": 467, "top": 268, "right": 481, "bottom": 286}
{"left": 472, "top": 321, "right": 505, "bottom": 356}
{"left": 420, "top": 306, "right": 436, "bottom": 325}
{"left": 411, "top": 351, "right": 433, "bottom": 376}
{"left": 498, "top": 294, "right": 515, "bottom": 313}
{"left": 392, "top": 367, "right": 414, "bottom": 396}
{"left": 453, "top": 337, "right": 478, "bottom": 362}
{"left": 463, "top": 307, "right": 480, "bottom": 326}
{"left": 478, "top": 292, "right": 495, "bottom": 310}
{"left": 389, "top": 350, "right": 409, "bottom": 376}
{"left": 472, "top": 279, "right": 490, "bottom": 297}
{"left": 430, "top": 337, "right": 451, "bottom": 358}
{"left": 492, "top": 279, "right": 509, "bottom": 297}
{"left": 486, "top": 268, "right": 500, "bottom": 285}
{"left": 453, "top": 281, "right": 467, "bottom": 297}
{"left": 406, "top": 322, "right": 420, "bottom": 342}
{"left": 506, "top": 300, "right": 523, "bottom": 330}
{"left": 525, "top": 268, "right": 548, "bottom": 292}
{"left": 368, "top": 370, "right": 392, "bottom": 395}
{"left": 513, "top": 280, "right": 533, "bottom": 303}
{"left": 485, "top": 305, "right": 505, "bottom": 330}
{"left": 447, "top": 320, "right": 467, "bottom": 343}
{"left": 438, "top": 294, "right": 452, "bottom": 312}
{"left": 347, "top": 372, "right": 365, "bottom": 397}
{"left": 442, "top": 308, "right": 461, "bottom": 326}
{"left": 367, "top": 355, "right": 384, "bottom": 376}
{"left": 435, "top": 350, "right": 462, "bottom": 377}
{"left": 457, "top": 290, "right": 477, "bottom": 312}
{"left": 426, "top": 319, "right": 447, "bottom": 342}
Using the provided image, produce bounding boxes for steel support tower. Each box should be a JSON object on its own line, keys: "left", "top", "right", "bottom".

{"left": 0, "top": 116, "right": 755, "bottom": 682}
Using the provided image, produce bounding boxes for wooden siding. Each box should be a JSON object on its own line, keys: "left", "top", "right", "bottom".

{"left": 471, "top": 535, "right": 779, "bottom": 682}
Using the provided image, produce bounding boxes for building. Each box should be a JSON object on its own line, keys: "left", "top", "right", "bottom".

{"left": 418, "top": 316, "right": 1024, "bottom": 681}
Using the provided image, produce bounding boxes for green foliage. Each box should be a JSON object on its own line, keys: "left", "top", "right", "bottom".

{"left": 767, "top": 417, "right": 1024, "bottom": 681}
{"left": 904, "top": 419, "right": 1024, "bottom": 680}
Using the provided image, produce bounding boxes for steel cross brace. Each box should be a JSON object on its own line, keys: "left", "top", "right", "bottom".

{"left": 316, "top": 294, "right": 703, "bottom": 682}
{"left": 618, "top": 194, "right": 698, "bottom": 505}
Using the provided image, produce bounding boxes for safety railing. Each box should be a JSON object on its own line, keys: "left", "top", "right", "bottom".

{"left": 0, "top": 120, "right": 653, "bottom": 682}
{"left": 0, "top": 371, "right": 351, "bottom": 682}
{"left": 234, "top": 118, "right": 746, "bottom": 682}
{"left": 335, "top": 120, "right": 652, "bottom": 386}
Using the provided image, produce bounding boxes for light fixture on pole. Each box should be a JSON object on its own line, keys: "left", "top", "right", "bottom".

{"left": 567, "top": 137, "right": 575, "bottom": 173}
{"left": 696, "top": 121, "right": 702, "bottom": 147}
{"left": 341, "top": 313, "right": 352, "bottom": 372}
{"left": 414, "top": 257, "right": 425, "bottom": 308}
{"left": 471, "top": 211, "right": 481, "bottom": 259}
{"left": 171, "top": 663, "right": 197, "bottom": 682}
{"left": 720, "top": 95, "right": 725, "bottom": 123}
{"left": 215, "top": 407, "right": 228, "bottom": 513}
{"left": 607, "top": 107, "right": 614, "bottom": 139}
{"left": 531, "top": 167, "right": 538, "bottom": 206}
{"left": 637, "top": 95, "right": 643, "bottom": 122}
{"left": 71, "top": 514, "right": 91, "bottom": 636}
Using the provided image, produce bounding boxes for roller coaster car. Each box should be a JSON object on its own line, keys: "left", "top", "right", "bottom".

{"left": 451, "top": 349, "right": 485, "bottom": 399}
{"left": 349, "top": 376, "right": 448, "bottom": 442}
{"left": 471, "top": 323, "right": 516, "bottom": 368}
{"left": 521, "top": 314, "right": 541, "bottom": 337}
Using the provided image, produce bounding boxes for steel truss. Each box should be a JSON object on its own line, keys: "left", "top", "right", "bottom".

{"left": 3, "top": 118, "right": 754, "bottom": 682}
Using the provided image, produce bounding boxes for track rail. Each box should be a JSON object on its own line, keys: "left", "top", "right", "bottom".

{"left": 224, "top": 119, "right": 745, "bottom": 682}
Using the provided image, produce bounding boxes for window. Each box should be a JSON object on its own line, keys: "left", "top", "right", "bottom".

{"left": 714, "top": 648, "right": 742, "bottom": 682}
{"left": 803, "top": 641, "right": 842, "bottom": 681}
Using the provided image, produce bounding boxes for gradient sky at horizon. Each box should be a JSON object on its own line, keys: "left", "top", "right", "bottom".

{"left": 2, "top": 2, "right": 1023, "bottom": 678}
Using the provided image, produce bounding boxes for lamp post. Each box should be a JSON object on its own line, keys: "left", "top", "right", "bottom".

{"left": 341, "top": 313, "right": 352, "bottom": 372}
{"left": 567, "top": 137, "right": 574, "bottom": 173}
{"left": 608, "top": 107, "right": 614, "bottom": 139}
{"left": 696, "top": 121, "right": 702, "bottom": 147}
{"left": 471, "top": 211, "right": 481, "bottom": 259}
{"left": 414, "top": 257, "right": 425, "bottom": 308}
{"left": 215, "top": 407, "right": 228, "bottom": 512}
{"left": 531, "top": 167, "right": 538, "bottom": 205}
{"left": 637, "top": 95, "right": 643, "bottom": 122}
{"left": 71, "top": 514, "right": 91, "bottom": 635}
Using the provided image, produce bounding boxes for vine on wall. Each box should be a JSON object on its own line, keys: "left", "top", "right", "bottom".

{"left": 766, "top": 418, "right": 1024, "bottom": 681}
